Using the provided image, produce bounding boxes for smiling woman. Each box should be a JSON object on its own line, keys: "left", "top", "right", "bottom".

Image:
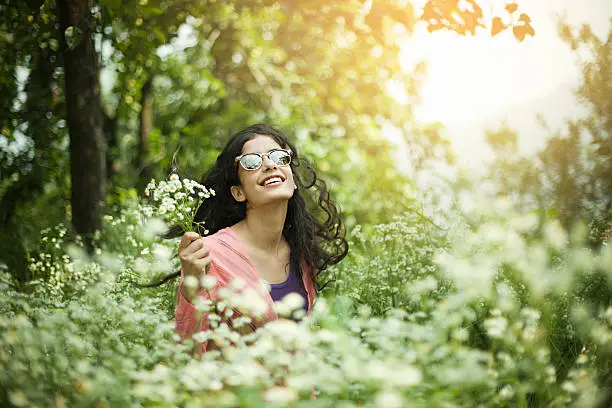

{"left": 162, "top": 124, "right": 349, "bottom": 354}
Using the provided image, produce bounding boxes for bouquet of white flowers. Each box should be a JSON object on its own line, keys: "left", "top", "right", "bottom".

{"left": 143, "top": 173, "right": 215, "bottom": 234}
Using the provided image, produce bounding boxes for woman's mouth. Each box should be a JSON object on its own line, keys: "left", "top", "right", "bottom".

{"left": 262, "top": 176, "right": 284, "bottom": 187}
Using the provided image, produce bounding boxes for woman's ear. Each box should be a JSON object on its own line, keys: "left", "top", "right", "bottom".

{"left": 230, "top": 185, "right": 246, "bottom": 202}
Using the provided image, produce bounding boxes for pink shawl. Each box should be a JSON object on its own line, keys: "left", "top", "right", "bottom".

{"left": 174, "top": 227, "right": 316, "bottom": 353}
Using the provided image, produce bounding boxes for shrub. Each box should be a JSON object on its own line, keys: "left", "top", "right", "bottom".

{"left": 0, "top": 198, "right": 610, "bottom": 407}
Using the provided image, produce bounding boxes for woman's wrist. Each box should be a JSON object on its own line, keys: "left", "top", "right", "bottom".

{"left": 181, "top": 275, "right": 202, "bottom": 303}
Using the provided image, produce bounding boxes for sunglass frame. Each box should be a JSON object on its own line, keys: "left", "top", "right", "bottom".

{"left": 234, "top": 148, "right": 293, "bottom": 171}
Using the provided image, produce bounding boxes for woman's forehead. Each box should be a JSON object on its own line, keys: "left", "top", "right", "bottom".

{"left": 242, "top": 135, "right": 282, "bottom": 154}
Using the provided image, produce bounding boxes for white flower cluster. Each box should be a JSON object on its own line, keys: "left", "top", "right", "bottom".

{"left": 485, "top": 311, "right": 508, "bottom": 339}
{"left": 5, "top": 197, "right": 611, "bottom": 407}
{"left": 26, "top": 224, "right": 99, "bottom": 306}
{"left": 143, "top": 174, "right": 215, "bottom": 234}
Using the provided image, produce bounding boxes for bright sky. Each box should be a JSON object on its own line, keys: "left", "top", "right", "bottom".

{"left": 395, "top": 0, "right": 611, "bottom": 166}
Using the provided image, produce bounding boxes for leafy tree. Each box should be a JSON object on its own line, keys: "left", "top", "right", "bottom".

{"left": 0, "top": 0, "right": 67, "bottom": 281}
{"left": 1, "top": 0, "right": 534, "bottom": 282}
{"left": 483, "top": 21, "right": 611, "bottom": 233}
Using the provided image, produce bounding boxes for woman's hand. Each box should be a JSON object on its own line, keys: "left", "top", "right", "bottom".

{"left": 178, "top": 231, "right": 211, "bottom": 302}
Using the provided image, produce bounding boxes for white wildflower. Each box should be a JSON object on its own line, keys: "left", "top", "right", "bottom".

{"left": 546, "top": 366, "right": 556, "bottom": 384}
{"left": 562, "top": 381, "right": 577, "bottom": 393}
{"left": 452, "top": 328, "right": 469, "bottom": 342}
{"left": 229, "top": 276, "right": 247, "bottom": 291}
{"left": 544, "top": 220, "right": 568, "bottom": 250}
{"left": 142, "top": 218, "right": 167, "bottom": 240}
{"left": 520, "top": 308, "right": 541, "bottom": 322}
{"left": 522, "top": 326, "right": 537, "bottom": 341}
{"left": 143, "top": 174, "right": 214, "bottom": 235}
{"left": 142, "top": 205, "right": 154, "bottom": 217}
{"left": 499, "top": 385, "right": 515, "bottom": 399}
{"left": 152, "top": 244, "right": 172, "bottom": 262}
{"left": 207, "top": 380, "right": 223, "bottom": 391}
{"left": 375, "top": 390, "right": 404, "bottom": 408}
{"left": 232, "top": 316, "right": 252, "bottom": 328}
{"left": 577, "top": 354, "right": 588, "bottom": 364}
{"left": 134, "top": 257, "right": 150, "bottom": 274}
{"left": 184, "top": 276, "right": 199, "bottom": 289}
{"left": 485, "top": 316, "right": 508, "bottom": 339}
{"left": 509, "top": 213, "right": 539, "bottom": 233}
{"left": 233, "top": 287, "right": 269, "bottom": 317}
{"left": 192, "top": 331, "right": 211, "bottom": 343}
{"left": 275, "top": 301, "right": 291, "bottom": 317}
{"left": 263, "top": 386, "right": 298, "bottom": 405}
{"left": 201, "top": 275, "right": 218, "bottom": 290}
{"left": 193, "top": 296, "right": 214, "bottom": 312}
{"left": 266, "top": 319, "right": 299, "bottom": 339}
{"left": 391, "top": 366, "right": 422, "bottom": 387}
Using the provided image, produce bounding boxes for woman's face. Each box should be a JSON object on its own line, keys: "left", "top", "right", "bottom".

{"left": 231, "top": 135, "right": 296, "bottom": 207}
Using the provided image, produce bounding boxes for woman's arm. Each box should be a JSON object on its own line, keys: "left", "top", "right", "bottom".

{"left": 175, "top": 232, "right": 214, "bottom": 354}
{"left": 178, "top": 231, "right": 210, "bottom": 302}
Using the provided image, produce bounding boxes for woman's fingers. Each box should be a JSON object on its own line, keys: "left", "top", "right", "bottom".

{"left": 180, "top": 241, "right": 208, "bottom": 265}
{"left": 179, "top": 232, "right": 211, "bottom": 280}
{"left": 179, "top": 237, "right": 204, "bottom": 259}
{"left": 191, "top": 245, "right": 210, "bottom": 260}
{"left": 179, "top": 232, "right": 200, "bottom": 253}
{"left": 183, "top": 256, "right": 210, "bottom": 280}
{"left": 194, "top": 256, "right": 211, "bottom": 272}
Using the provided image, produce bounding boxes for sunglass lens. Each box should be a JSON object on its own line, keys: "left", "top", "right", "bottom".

{"left": 241, "top": 154, "right": 262, "bottom": 170}
{"left": 270, "top": 150, "right": 291, "bottom": 166}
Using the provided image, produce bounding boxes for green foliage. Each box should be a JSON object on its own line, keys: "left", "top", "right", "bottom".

{"left": 0, "top": 0, "right": 540, "bottom": 282}
{"left": 483, "top": 22, "right": 612, "bottom": 232}
{"left": 1, "top": 198, "right": 611, "bottom": 407}
{"left": 0, "top": 271, "right": 183, "bottom": 407}
{"left": 328, "top": 209, "right": 451, "bottom": 316}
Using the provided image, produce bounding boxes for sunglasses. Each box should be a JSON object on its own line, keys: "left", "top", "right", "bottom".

{"left": 235, "top": 148, "right": 293, "bottom": 171}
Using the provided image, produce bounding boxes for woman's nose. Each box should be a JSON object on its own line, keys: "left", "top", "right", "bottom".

{"left": 261, "top": 154, "right": 277, "bottom": 170}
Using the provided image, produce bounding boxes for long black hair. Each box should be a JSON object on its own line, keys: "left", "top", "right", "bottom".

{"left": 143, "top": 124, "right": 348, "bottom": 291}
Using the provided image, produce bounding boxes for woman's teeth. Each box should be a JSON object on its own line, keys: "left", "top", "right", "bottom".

{"left": 264, "top": 177, "right": 282, "bottom": 186}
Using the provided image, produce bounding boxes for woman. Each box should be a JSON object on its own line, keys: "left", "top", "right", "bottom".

{"left": 173, "top": 124, "right": 348, "bottom": 353}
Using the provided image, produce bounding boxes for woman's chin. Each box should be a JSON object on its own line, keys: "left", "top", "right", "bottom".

{"left": 251, "top": 190, "right": 294, "bottom": 205}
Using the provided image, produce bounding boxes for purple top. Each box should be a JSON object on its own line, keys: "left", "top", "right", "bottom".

{"left": 269, "top": 261, "right": 309, "bottom": 315}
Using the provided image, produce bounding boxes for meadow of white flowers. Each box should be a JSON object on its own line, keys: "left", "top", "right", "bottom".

{"left": 1, "top": 195, "right": 610, "bottom": 407}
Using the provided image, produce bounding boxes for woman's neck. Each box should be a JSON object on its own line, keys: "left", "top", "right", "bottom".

{"left": 235, "top": 201, "right": 288, "bottom": 255}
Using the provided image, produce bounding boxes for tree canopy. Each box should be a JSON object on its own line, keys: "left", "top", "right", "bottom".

{"left": 1, "top": 0, "right": 535, "bottom": 280}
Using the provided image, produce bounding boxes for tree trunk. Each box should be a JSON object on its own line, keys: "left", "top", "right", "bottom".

{"left": 104, "top": 110, "right": 119, "bottom": 181}
{"left": 137, "top": 75, "right": 154, "bottom": 192}
{"left": 58, "top": 0, "right": 106, "bottom": 240}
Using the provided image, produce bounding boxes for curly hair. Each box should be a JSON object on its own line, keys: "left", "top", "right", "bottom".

{"left": 146, "top": 124, "right": 348, "bottom": 291}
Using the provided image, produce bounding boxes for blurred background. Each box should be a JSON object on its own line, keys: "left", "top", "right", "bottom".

{"left": 1, "top": 0, "right": 610, "bottom": 283}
